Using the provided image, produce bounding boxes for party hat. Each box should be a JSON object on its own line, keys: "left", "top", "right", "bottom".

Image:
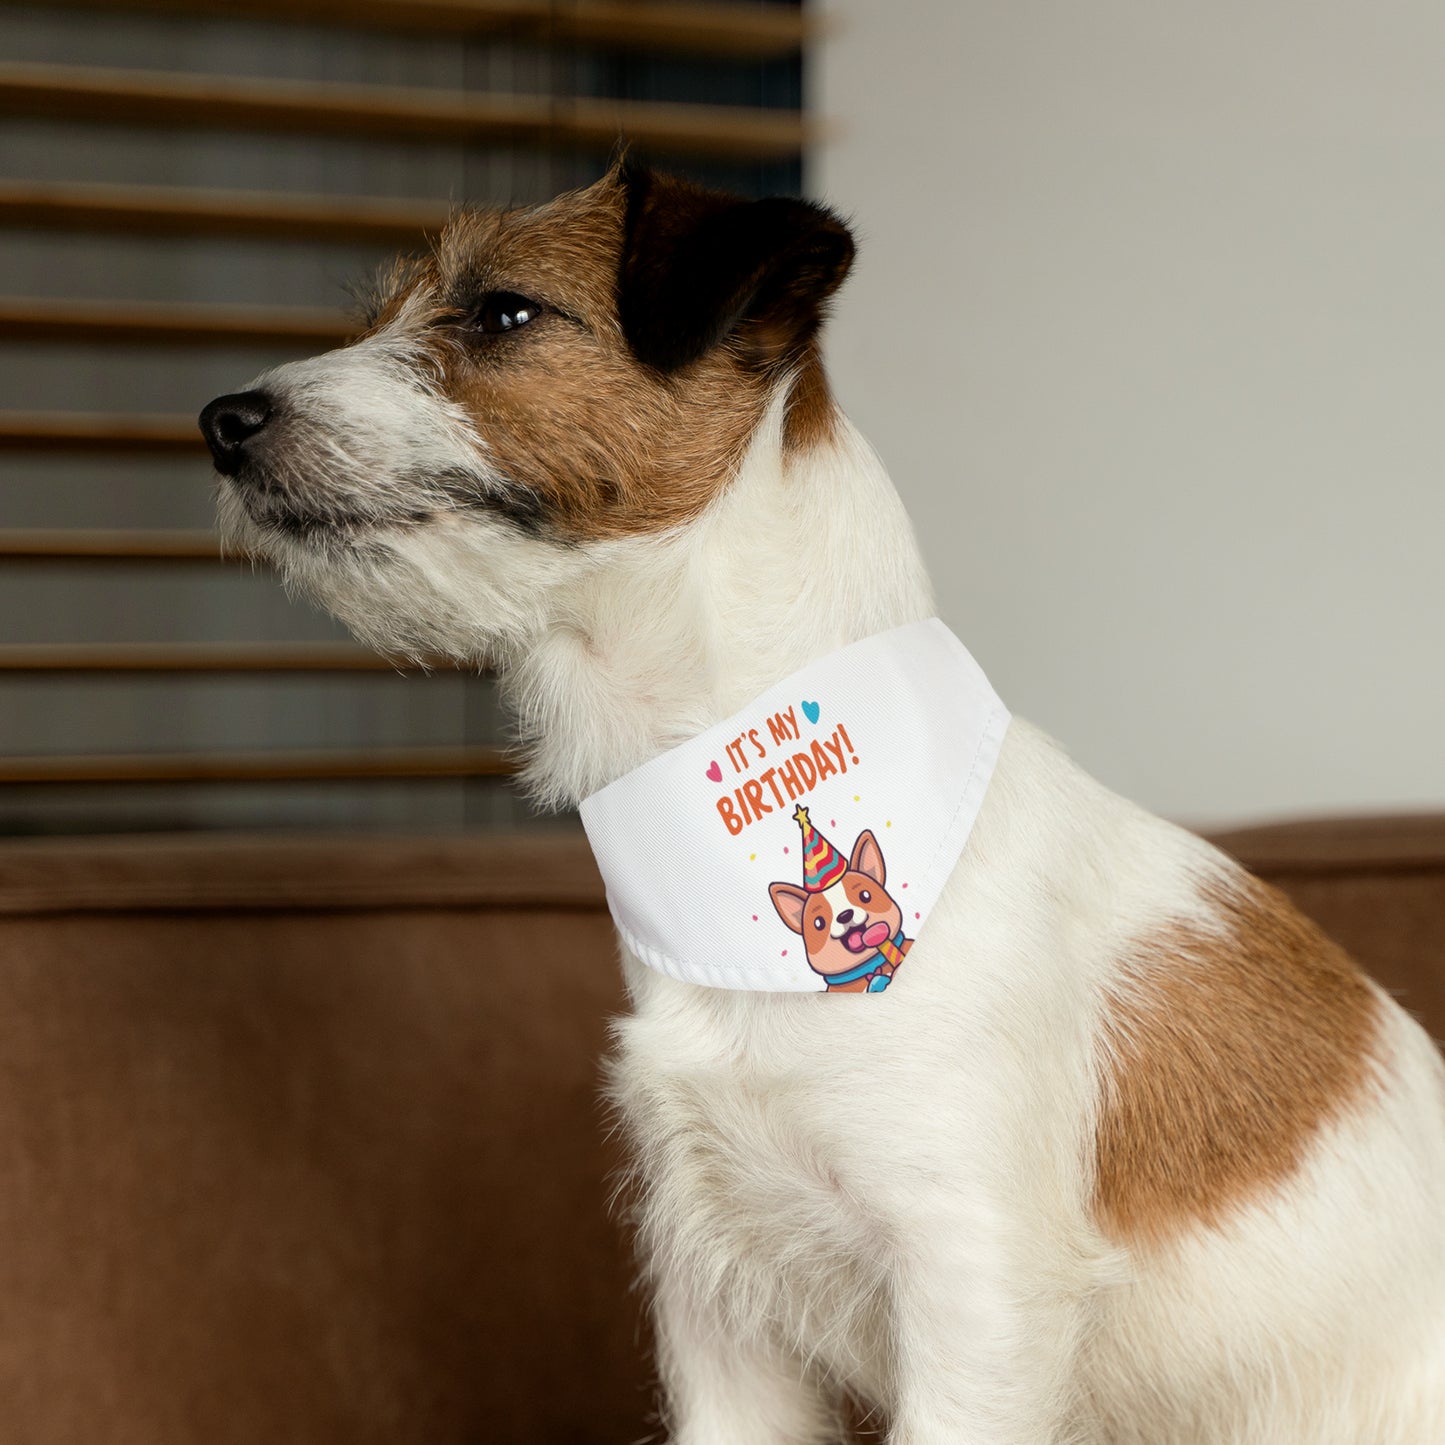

{"left": 794, "top": 804, "right": 848, "bottom": 891}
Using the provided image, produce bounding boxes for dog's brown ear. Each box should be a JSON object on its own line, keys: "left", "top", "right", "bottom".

{"left": 618, "top": 162, "right": 854, "bottom": 374}
{"left": 850, "top": 831, "right": 886, "bottom": 886}
{"left": 769, "top": 882, "right": 810, "bottom": 934}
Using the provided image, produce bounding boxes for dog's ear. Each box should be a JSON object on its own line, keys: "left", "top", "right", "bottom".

{"left": 617, "top": 161, "right": 855, "bottom": 374}
{"left": 769, "top": 882, "right": 810, "bottom": 934}
{"left": 850, "top": 831, "right": 886, "bottom": 886}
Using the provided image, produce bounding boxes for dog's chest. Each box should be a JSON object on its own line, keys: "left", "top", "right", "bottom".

{"left": 614, "top": 989, "right": 894, "bottom": 1385}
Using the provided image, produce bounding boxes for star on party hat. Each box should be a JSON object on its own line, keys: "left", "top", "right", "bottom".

{"left": 795, "top": 804, "right": 848, "bottom": 891}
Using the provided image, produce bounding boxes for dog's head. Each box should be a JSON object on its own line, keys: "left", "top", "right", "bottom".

{"left": 769, "top": 830, "right": 903, "bottom": 980}
{"left": 199, "top": 163, "right": 854, "bottom": 663}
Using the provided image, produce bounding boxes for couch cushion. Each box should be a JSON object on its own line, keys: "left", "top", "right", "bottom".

{"left": 0, "top": 831, "right": 646, "bottom": 1445}
{"left": 1213, "top": 813, "right": 1445, "bottom": 1044}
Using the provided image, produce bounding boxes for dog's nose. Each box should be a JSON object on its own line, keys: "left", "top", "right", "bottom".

{"left": 199, "top": 390, "right": 273, "bottom": 475}
{"left": 836, "top": 908, "right": 855, "bottom": 925}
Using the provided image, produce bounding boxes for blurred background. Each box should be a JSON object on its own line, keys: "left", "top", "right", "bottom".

{"left": 0, "top": 0, "right": 802, "bottom": 836}
{"left": 819, "top": 1, "right": 1445, "bottom": 827}
{"left": 2, "top": 0, "right": 1442, "bottom": 837}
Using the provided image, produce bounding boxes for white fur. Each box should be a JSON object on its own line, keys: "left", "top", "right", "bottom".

{"left": 219, "top": 348, "right": 1445, "bottom": 1443}
{"left": 819, "top": 880, "right": 860, "bottom": 937}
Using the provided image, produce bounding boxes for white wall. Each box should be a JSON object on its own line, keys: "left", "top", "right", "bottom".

{"left": 813, "top": 1, "right": 1445, "bottom": 827}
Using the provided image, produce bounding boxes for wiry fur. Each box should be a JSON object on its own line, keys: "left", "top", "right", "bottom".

{"left": 205, "top": 169, "right": 1445, "bottom": 1443}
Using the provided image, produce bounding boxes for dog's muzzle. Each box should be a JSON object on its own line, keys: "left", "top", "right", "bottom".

{"left": 199, "top": 390, "right": 273, "bottom": 476}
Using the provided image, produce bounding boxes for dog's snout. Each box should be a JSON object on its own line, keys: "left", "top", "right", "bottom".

{"left": 199, "top": 390, "right": 273, "bottom": 475}
{"left": 836, "top": 908, "right": 855, "bottom": 925}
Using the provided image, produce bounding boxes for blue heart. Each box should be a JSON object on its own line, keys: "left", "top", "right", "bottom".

{"left": 802, "top": 699, "right": 821, "bottom": 725}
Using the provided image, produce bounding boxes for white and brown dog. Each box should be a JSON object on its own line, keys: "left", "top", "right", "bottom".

{"left": 201, "top": 163, "right": 1445, "bottom": 1444}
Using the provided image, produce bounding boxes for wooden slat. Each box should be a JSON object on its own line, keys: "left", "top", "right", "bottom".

{"left": 0, "top": 62, "right": 810, "bottom": 162}
{"left": 0, "top": 296, "right": 353, "bottom": 348}
{"left": 0, "top": 529, "right": 227, "bottom": 561}
{"left": 543, "top": 0, "right": 809, "bottom": 58}
{"left": 0, "top": 412, "right": 202, "bottom": 452}
{"left": 0, "top": 643, "right": 424, "bottom": 672}
{"left": 0, "top": 180, "right": 449, "bottom": 245}
{"left": 0, "top": 0, "right": 810, "bottom": 58}
{"left": 0, "top": 745, "right": 512, "bottom": 783}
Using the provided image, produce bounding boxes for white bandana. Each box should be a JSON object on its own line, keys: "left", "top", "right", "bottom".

{"left": 579, "top": 619, "right": 1010, "bottom": 993}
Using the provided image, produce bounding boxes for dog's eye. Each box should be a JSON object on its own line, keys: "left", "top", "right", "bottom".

{"left": 812, "top": 916, "right": 825, "bottom": 930}
{"left": 472, "top": 291, "right": 542, "bottom": 334}
{"left": 859, "top": 890, "right": 871, "bottom": 903}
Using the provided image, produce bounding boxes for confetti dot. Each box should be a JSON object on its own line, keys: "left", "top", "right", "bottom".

{"left": 830, "top": 820, "right": 836, "bottom": 828}
{"left": 752, "top": 914, "right": 758, "bottom": 922}
{"left": 784, "top": 846, "right": 789, "bottom": 854}
{"left": 914, "top": 912, "right": 921, "bottom": 920}
{"left": 781, "top": 949, "right": 788, "bottom": 957}
{"left": 901, "top": 882, "right": 908, "bottom": 889}
{"left": 749, "top": 853, "right": 756, "bottom": 861}
{"left": 853, "top": 795, "right": 860, "bottom": 802}
{"left": 885, "top": 820, "right": 892, "bottom": 828}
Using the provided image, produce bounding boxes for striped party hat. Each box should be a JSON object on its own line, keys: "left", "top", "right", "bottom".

{"left": 794, "top": 804, "right": 848, "bottom": 891}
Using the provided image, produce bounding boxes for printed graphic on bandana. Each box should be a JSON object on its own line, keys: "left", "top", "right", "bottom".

{"left": 770, "top": 807, "right": 911, "bottom": 992}
{"left": 579, "top": 620, "right": 1009, "bottom": 993}
{"left": 704, "top": 681, "right": 914, "bottom": 989}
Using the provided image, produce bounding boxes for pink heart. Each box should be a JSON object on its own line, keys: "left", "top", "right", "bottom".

{"left": 706, "top": 760, "right": 722, "bottom": 783}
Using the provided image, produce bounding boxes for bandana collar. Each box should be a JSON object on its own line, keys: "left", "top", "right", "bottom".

{"left": 579, "top": 619, "right": 1010, "bottom": 993}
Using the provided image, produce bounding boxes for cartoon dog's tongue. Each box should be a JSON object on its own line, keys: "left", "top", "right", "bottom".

{"left": 845, "top": 920, "right": 893, "bottom": 953}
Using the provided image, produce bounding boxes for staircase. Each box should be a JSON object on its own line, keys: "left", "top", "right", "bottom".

{"left": 0, "top": 0, "right": 807, "bottom": 832}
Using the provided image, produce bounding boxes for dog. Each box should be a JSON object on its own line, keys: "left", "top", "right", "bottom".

{"left": 200, "top": 161, "right": 1445, "bottom": 1443}
{"left": 770, "top": 809, "right": 911, "bottom": 992}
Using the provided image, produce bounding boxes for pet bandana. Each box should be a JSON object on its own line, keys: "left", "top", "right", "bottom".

{"left": 579, "top": 619, "right": 1010, "bottom": 993}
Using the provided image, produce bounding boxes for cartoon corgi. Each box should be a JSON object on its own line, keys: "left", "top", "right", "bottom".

{"left": 769, "top": 805, "right": 911, "bottom": 992}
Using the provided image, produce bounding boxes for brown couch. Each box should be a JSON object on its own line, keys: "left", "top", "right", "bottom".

{"left": 0, "top": 818, "right": 1440, "bottom": 1443}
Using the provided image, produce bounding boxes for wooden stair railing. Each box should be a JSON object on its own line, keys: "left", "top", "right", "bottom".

{"left": 0, "top": 0, "right": 811, "bottom": 58}
{"left": 0, "top": 180, "right": 449, "bottom": 245}
{"left": 0, "top": 529, "right": 230, "bottom": 561}
{"left": 0, "top": 643, "right": 437, "bottom": 673}
{"left": 0, "top": 297, "right": 354, "bottom": 348}
{"left": 0, "top": 745, "right": 514, "bottom": 784}
{"left": 0, "top": 62, "right": 813, "bottom": 162}
{"left": 0, "top": 413, "right": 204, "bottom": 452}
{"left": 0, "top": 0, "right": 808, "bottom": 803}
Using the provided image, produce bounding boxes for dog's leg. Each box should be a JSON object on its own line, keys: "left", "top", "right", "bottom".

{"left": 882, "top": 1212, "right": 1093, "bottom": 1445}
{"left": 654, "top": 1275, "right": 843, "bottom": 1445}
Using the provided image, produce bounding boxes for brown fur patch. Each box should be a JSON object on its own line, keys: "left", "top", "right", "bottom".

{"left": 782, "top": 344, "right": 840, "bottom": 454}
{"left": 369, "top": 175, "right": 788, "bottom": 542}
{"left": 1093, "top": 872, "right": 1381, "bottom": 1246}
